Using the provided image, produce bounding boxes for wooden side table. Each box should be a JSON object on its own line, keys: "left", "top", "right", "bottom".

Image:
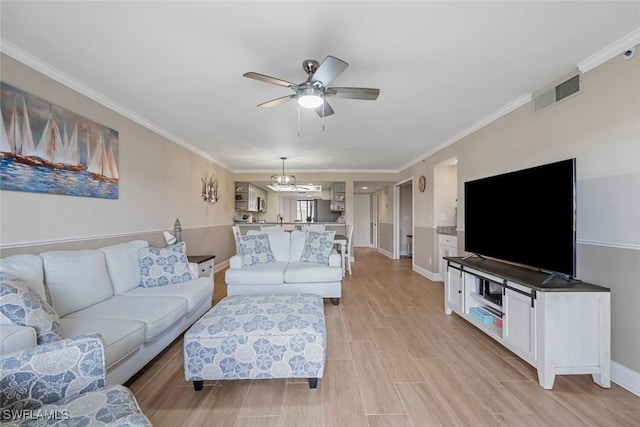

{"left": 187, "top": 255, "right": 215, "bottom": 278}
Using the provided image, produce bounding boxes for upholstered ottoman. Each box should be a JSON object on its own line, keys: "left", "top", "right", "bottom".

{"left": 184, "top": 293, "right": 326, "bottom": 390}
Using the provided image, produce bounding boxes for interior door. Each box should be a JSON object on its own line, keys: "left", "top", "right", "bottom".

{"left": 353, "top": 194, "right": 371, "bottom": 247}
{"left": 372, "top": 192, "right": 379, "bottom": 249}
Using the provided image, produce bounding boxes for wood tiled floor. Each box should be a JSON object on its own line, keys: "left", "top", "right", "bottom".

{"left": 127, "top": 248, "right": 640, "bottom": 426}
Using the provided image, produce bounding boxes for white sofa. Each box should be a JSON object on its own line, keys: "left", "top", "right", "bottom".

{"left": 0, "top": 240, "right": 213, "bottom": 385}
{"left": 225, "top": 231, "right": 342, "bottom": 304}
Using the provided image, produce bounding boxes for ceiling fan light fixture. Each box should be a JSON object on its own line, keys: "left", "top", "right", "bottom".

{"left": 297, "top": 87, "right": 324, "bottom": 109}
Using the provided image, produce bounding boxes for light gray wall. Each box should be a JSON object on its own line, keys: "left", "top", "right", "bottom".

{"left": 379, "top": 223, "right": 394, "bottom": 254}
{"left": 413, "top": 226, "right": 436, "bottom": 272}
{"left": 0, "top": 54, "right": 237, "bottom": 262}
{"left": 402, "top": 45, "right": 640, "bottom": 373}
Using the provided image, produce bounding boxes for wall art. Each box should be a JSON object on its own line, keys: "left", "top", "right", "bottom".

{"left": 1, "top": 82, "right": 119, "bottom": 199}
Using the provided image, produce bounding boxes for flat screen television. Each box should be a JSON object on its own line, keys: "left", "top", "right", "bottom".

{"left": 464, "top": 158, "right": 576, "bottom": 277}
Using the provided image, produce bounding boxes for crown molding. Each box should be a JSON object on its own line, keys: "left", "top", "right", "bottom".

{"left": 398, "top": 93, "right": 532, "bottom": 172}
{"left": 0, "top": 39, "right": 228, "bottom": 169}
{"left": 578, "top": 28, "right": 640, "bottom": 73}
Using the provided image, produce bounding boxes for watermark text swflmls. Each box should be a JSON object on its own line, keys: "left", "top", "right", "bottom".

{"left": 2, "top": 409, "right": 70, "bottom": 421}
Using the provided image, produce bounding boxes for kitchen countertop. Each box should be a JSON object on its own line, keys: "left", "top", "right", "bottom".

{"left": 436, "top": 226, "right": 457, "bottom": 236}
{"left": 234, "top": 222, "right": 346, "bottom": 226}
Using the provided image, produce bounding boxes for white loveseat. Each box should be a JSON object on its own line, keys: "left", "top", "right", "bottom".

{"left": 225, "top": 231, "right": 342, "bottom": 304}
{"left": 0, "top": 240, "right": 213, "bottom": 385}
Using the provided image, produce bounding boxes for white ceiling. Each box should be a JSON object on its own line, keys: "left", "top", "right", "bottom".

{"left": 2, "top": 1, "right": 639, "bottom": 174}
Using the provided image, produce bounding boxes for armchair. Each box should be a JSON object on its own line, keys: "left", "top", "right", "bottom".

{"left": 0, "top": 334, "right": 151, "bottom": 426}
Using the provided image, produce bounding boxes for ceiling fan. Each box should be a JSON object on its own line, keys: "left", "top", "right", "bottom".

{"left": 243, "top": 55, "right": 380, "bottom": 117}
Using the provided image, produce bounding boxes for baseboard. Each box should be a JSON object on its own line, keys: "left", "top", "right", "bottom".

{"left": 412, "top": 264, "right": 439, "bottom": 282}
{"left": 378, "top": 248, "right": 393, "bottom": 259}
{"left": 612, "top": 360, "right": 640, "bottom": 397}
{"left": 214, "top": 259, "right": 229, "bottom": 273}
{"left": 433, "top": 273, "right": 444, "bottom": 282}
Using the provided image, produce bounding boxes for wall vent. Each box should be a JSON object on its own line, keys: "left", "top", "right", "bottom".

{"left": 533, "top": 73, "right": 581, "bottom": 112}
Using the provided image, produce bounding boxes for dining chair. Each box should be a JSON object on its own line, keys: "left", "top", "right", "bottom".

{"left": 343, "top": 224, "right": 355, "bottom": 274}
{"left": 231, "top": 225, "right": 242, "bottom": 253}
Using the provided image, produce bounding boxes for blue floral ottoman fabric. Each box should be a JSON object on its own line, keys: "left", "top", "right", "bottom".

{"left": 184, "top": 294, "right": 326, "bottom": 382}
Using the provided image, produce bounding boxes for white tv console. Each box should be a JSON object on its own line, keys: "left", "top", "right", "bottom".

{"left": 444, "top": 256, "right": 610, "bottom": 389}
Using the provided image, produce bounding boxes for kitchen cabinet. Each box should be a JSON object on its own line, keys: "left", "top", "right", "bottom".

{"left": 235, "top": 182, "right": 267, "bottom": 212}
{"left": 248, "top": 185, "right": 257, "bottom": 211}
{"left": 330, "top": 182, "right": 345, "bottom": 212}
{"left": 438, "top": 234, "right": 457, "bottom": 281}
{"left": 235, "top": 182, "right": 249, "bottom": 211}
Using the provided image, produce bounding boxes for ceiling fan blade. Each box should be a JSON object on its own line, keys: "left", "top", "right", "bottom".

{"left": 311, "top": 56, "right": 348, "bottom": 87}
{"left": 243, "top": 72, "right": 297, "bottom": 89}
{"left": 326, "top": 87, "right": 380, "bottom": 100}
{"left": 315, "top": 101, "right": 335, "bottom": 117}
{"left": 257, "top": 94, "right": 296, "bottom": 108}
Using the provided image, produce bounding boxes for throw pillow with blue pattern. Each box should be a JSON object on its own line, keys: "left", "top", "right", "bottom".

{"left": 138, "top": 241, "right": 194, "bottom": 287}
{"left": 238, "top": 233, "right": 276, "bottom": 267}
{"left": 0, "top": 274, "right": 63, "bottom": 344}
{"left": 300, "top": 230, "right": 335, "bottom": 264}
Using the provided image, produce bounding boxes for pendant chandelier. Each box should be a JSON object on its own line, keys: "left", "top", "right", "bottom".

{"left": 271, "top": 157, "right": 296, "bottom": 188}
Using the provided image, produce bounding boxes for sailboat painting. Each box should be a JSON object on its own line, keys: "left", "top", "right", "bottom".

{"left": 0, "top": 82, "right": 118, "bottom": 199}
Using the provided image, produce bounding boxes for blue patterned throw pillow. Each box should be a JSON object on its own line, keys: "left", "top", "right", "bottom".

{"left": 138, "top": 241, "right": 194, "bottom": 287}
{"left": 300, "top": 230, "right": 335, "bottom": 264}
{"left": 238, "top": 234, "right": 276, "bottom": 267}
{"left": 0, "top": 275, "right": 63, "bottom": 344}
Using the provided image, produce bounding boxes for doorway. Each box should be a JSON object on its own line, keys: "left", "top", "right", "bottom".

{"left": 393, "top": 178, "right": 413, "bottom": 260}
{"left": 353, "top": 194, "right": 372, "bottom": 247}
{"left": 372, "top": 192, "right": 379, "bottom": 249}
